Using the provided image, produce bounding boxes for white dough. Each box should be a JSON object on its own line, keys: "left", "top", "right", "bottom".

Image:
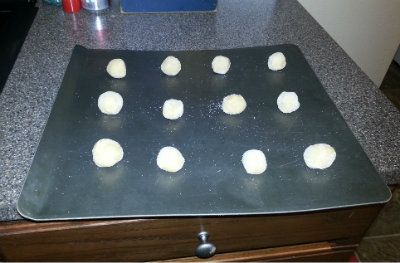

{"left": 98, "top": 91, "right": 123, "bottom": 115}
{"left": 163, "top": 99, "right": 184, "bottom": 120}
{"left": 242, "top": 149, "right": 267, "bottom": 175}
{"left": 161, "top": 56, "right": 181, "bottom": 76}
{"left": 303, "top": 143, "right": 336, "bottom": 169}
{"left": 212, "top": 55, "right": 231, "bottom": 74}
{"left": 277, "top": 91, "right": 300, "bottom": 113}
{"left": 222, "top": 94, "right": 247, "bottom": 115}
{"left": 268, "top": 52, "right": 286, "bottom": 71}
{"left": 106, "top": 59, "right": 126, "bottom": 78}
{"left": 157, "top": 146, "right": 185, "bottom": 173}
{"left": 92, "top": 138, "right": 124, "bottom": 168}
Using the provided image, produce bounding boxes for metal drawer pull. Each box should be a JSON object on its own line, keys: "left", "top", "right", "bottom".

{"left": 195, "top": 231, "right": 216, "bottom": 259}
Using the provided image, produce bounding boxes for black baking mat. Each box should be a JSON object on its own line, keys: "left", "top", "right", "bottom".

{"left": 17, "top": 45, "right": 391, "bottom": 221}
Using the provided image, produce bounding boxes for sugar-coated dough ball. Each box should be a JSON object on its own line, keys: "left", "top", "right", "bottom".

{"left": 163, "top": 99, "right": 184, "bottom": 120}
{"left": 268, "top": 52, "right": 286, "bottom": 71}
{"left": 157, "top": 146, "right": 185, "bottom": 173}
{"left": 98, "top": 91, "right": 123, "bottom": 115}
{"left": 222, "top": 94, "right": 247, "bottom": 115}
{"left": 106, "top": 59, "right": 126, "bottom": 78}
{"left": 212, "top": 55, "right": 231, "bottom": 74}
{"left": 304, "top": 143, "right": 336, "bottom": 169}
{"left": 242, "top": 149, "right": 267, "bottom": 175}
{"left": 92, "top": 138, "right": 124, "bottom": 167}
{"left": 277, "top": 91, "right": 300, "bottom": 113}
{"left": 161, "top": 56, "right": 181, "bottom": 76}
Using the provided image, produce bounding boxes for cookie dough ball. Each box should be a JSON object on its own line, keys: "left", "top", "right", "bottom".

{"left": 304, "top": 143, "right": 336, "bottom": 169}
{"left": 106, "top": 59, "right": 126, "bottom": 79}
{"left": 222, "top": 94, "right": 247, "bottom": 115}
{"left": 98, "top": 91, "right": 123, "bottom": 115}
{"left": 277, "top": 91, "right": 300, "bottom": 113}
{"left": 163, "top": 99, "right": 184, "bottom": 120}
{"left": 242, "top": 149, "right": 267, "bottom": 175}
{"left": 161, "top": 56, "right": 181, "bottom": 76}
{"left": 157, "top": 146, "right": 185, "bottom": 173}
{"left": 268, "top": 52, "right": 286, "bottom": 71}
{"left": 92, "top": 138, "right": 124, "bottom": 167}
{"left": 212, "top": 55, "right": 231, "bottom": 74}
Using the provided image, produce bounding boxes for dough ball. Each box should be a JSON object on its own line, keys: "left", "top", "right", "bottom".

{"left": 157, "top": 146, "right": 185, "bottom": 173}
{"left": 106, "top": 58, "right": 126, "bottom": 78}
{"left": 212, "top": 55, "right": 231, "bottom": 74}
{"left": 222, "top": 94, "right": 247, "bottom": 115}
{"left": 92, "top": 138, "right": 124, "bottom": 167}
{"left": 98, "top": 91, "right": 123, "bottom": 115}
{"left": 161, "top": 56, "right": 181, "bottom": 76}
{"left": 163, "top": 99, "right": 184, "bottom": 120}
{"left": 268, "top": 52, "right": 286, "bottom": 71}
{"left": 303, "top": 143, "right": 336, "bottom": 169}
{"left": 277, "top": 91, "right": 300, "bottom": 113}
{"left": 242, "top": 149, "right": 267, "bottom": 175}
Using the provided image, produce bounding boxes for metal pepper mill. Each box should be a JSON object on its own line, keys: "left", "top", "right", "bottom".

{"left": 82, "top": 0, "right": 109, "bottom": 12}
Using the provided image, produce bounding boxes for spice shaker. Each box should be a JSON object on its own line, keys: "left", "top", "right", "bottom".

{"left": 82, "top": 0, "right": 109, "bottom": 12}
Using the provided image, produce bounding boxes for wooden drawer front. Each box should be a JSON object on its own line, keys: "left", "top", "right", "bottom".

{"left": 0, "top": 205, "right": 380, "bottom": 261}
{"left": 169, "top": 242, "right": 356, "bottom": 262}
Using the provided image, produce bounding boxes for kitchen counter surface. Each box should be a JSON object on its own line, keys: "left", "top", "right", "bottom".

{"left": 0, "top": 0, "right": 399, "bottom": 221}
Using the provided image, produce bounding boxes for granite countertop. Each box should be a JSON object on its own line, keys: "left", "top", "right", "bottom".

{"left": 1, "top": 0, "right": 400, "bottom": 221}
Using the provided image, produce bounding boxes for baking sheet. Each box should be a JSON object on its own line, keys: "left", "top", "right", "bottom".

{"left": 17, "top": 45, "right": 391, "bottom": 221}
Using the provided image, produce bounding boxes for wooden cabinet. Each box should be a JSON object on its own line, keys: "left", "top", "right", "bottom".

{"left": 172, "top": 242, "right": 356, "bottom": 262}
{"left": 0, "top": 205, "right": 381, "bottom": 261}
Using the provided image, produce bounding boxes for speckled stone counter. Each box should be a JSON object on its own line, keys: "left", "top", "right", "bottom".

{"left": 0, "top": 0, "right": 399, "bottom": 221}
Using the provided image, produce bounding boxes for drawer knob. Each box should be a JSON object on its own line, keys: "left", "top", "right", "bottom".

{"left": 195, "top": 231, "right": 216, "bottom": 259}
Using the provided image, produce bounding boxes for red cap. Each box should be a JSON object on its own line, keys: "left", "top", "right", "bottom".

{"left": 62, "top": 0, "right": 81, "bottom": 13}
